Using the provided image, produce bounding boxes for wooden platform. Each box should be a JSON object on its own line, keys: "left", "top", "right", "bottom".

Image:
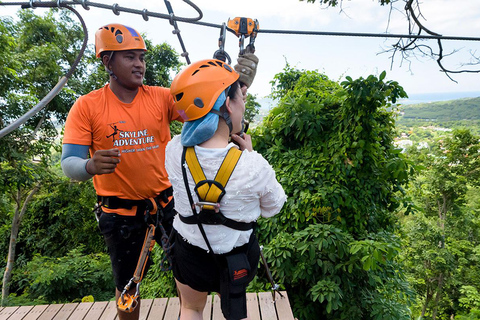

{"left": 0, "top": 291, "right": 294, "bottom": 320}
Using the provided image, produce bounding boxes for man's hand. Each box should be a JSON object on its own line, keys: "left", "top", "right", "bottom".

{"left": 234, "top": 53, "right": 259, "bottom": 88}
{"left": 86, "top": 149, "right": 121, "bottom": 175}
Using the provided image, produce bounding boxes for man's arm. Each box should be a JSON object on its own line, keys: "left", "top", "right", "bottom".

{"left": 61, "top": 144, "right": 94, "bottom": 181}
{"left": 61, "top": 144, "right": 121, "bottom": 180}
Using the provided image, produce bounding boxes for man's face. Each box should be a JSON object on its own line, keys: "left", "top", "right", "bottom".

{"left": 108, "top": 50, "right": 146, "bottom": 89}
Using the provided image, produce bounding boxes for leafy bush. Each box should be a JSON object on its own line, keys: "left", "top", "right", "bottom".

{"left": 252, "top": 66, "right": 414, "bottom": 319}
{"left": 12, "top": 247, "right": 114, "bottom": 303}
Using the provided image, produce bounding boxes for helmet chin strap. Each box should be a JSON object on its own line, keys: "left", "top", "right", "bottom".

{"left": 105, "top": 51, "right": 118, "bottom": 80}
{"left": 210, "top": 109, "right": 233, "bottom": 134}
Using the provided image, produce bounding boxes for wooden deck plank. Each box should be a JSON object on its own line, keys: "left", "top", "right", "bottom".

{"left": 7, "top": 306, "right": 34, "bottom": 320}
{"left": 84, "top": 301, "right": 109, "bottom": 320}
{"left": 202, "top": 295, "right": 212, "bottom": 320}
{"left": 4, "top": 291, "right": 294, "bottom": 320}
{"left": 0, "top": 306, "right": 20, "bottom": 320}
{"left": 246, "top": 293, "right": 261, "bottom": 320}
{"left": 275, "top": 292, "right": 294, "bottom": 320}
{"left": 22, "top": 305, "right": 48, "bottom": 320}
{"left": 138, "top": 299, "right": 153, "bottom": 320}
{"left": 258, "top": 292, "right": 277, "bottom": 320}
{"left": 98, "top": 301, "right": 117, "bottom": 320}
{"left": 211, "top": 295, "right": 224, "bottom": 320}
{"left": 68, "top": 302, "right": 93, "bottom": 320}
{"left": 146, "top": 298, "right": 168, "bottom": 320}
{"left": 37, "top": 304, "right": 63, "bottom": 320}
{"left": 52, "top": 303, "right": 78, "bottom": 320}
{"left": 163, "top": 297, "right": 180, "bottom": 320}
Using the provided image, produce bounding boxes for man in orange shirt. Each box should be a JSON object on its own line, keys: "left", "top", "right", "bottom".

{"left": 61, "top": 23, "right": 258, "bottom": 320}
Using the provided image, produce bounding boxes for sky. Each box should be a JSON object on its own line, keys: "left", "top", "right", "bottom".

{"left": 2, "top": 0, "right": 480, "bottom": 102}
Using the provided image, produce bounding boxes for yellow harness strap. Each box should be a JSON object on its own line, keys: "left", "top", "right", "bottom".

{"left": 185, "top": 146, "right": 242, "bottom": 210}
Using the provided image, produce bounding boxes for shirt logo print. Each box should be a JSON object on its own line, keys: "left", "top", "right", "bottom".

{"left": 106, "top": 121, "right": 126, "bottom": 143}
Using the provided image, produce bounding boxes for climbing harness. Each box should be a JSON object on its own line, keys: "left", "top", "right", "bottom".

{"left": 95, "top": 189, "right": 175, "bottom": 313}
{"left": 117, "top": 223, "right": 156, "bottom": 313}
{"left": 227, "top": 17, "right": 259, "bottom": 55}
{"left": 180, "top": 146, "right": 254, "bottom": 250}
{"left": 180, "top": 145, "right": 257, "bottom": 319}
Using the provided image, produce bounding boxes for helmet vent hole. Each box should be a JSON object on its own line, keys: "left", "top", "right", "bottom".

{"left": 208, "top": 61, "right": 216, "bottom": 66}
{"left": 199, "top": 64, "right": 209, "bottom": 68}
{"left": 192, "top": 70, "right": 199, "bottom": 76}
{"left": 175, "top": 93, "right": 184, "bottom": 102}
{"left": 194, "top": 98, "right": 204, "bottom": 108}
{"left": 215, "top": 61, "right": 223, "bottom": 67}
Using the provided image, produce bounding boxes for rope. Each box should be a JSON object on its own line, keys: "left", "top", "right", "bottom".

{"left": 2, "top": 0, "right": 202, "bottom": 23}
{"left": 0, "top": 3, "right": 89, "bottom": 139}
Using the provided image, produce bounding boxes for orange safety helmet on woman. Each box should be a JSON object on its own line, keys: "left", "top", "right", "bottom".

{"left": 95, "top": 23, "right": 147, "bottom": 58}
{"left": 170, "top": 59, "right": 239, "bottom": 121}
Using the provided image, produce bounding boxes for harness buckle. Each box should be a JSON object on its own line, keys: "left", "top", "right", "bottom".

{"left": 195, "top": 201, "right": 220, "bottom": 213}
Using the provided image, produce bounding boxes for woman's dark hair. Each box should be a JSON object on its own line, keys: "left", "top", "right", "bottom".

{"left": 226, "top": 80, "right": 241, "bottom": 101}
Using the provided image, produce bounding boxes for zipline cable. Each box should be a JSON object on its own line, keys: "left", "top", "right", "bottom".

{"left": 0, "top": 3, "right": 89, "bottom": 139}
{"left": 3, "top": 1, "right": 480, "bottom": 42}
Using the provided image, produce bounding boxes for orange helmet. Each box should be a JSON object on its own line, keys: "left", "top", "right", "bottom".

{"left": 95, "top": 24, "right": 146, "bottom": 58}
{"left": 170, "top": 59, "right": 239, "bottom": 121}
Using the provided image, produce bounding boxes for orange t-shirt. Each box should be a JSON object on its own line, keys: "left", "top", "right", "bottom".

{"left": 63, "top": 84, "right": 182, "bottom": 215}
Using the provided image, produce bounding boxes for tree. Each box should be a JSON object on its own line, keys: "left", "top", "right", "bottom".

{"left": 402, "top": 129, "right": 480, "bottom": 319}
{"left": 304, "top": 0, "right": 480, "bottom": 81}
{"left": 252, "top": 65, "right": 414, "bottom": 319}
{"left": 0, "top": 9, "right": 89, "bottom": 305}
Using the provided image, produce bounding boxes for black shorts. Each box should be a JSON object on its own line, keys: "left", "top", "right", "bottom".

{"left": 172, "top": 231, "right": 260, "bottom": 293}
{"left": 98, "top": 198, "right": 176, "bottom": 291}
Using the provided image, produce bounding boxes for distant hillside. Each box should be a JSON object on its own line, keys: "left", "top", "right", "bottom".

{"left": 399, "top": 97, "right": 480, "bottom": 121}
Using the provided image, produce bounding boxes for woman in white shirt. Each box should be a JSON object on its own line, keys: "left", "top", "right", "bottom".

{"left": 166, "top": 59, "right": 286, "bottom": 320}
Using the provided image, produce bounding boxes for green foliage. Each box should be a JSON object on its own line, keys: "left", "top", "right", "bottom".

{"left": 245, "top": 93, "right": 261, "bottom": 124}
{"left": 10, "top": 248, "right": 113, "bottom": 304}
{"left": 143, "top": 38, "right": 182, "bottom": 87}
{"left": 401, "top": 129, "right": 480, "bottom": 319}
{"left": 265, "top": 224, "right": 413, "bottom": 320}
{"left": 253, "top": 65, "right": 413, "bottom": 318}
{"left": 141, "top": 246, "right": 177, "bottom": 298}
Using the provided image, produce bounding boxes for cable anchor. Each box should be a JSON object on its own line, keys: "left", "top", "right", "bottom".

{"left": 227, "top": 17, "right": 259, "bottom": 55}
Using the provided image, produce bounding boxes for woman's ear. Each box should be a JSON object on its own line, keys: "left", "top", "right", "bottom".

{"left": 225, "top": 96, "right": 233, "bottom": 114}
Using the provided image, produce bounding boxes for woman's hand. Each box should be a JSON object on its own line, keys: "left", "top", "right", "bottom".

{"left": 231, "top": 133, "right": 252, "bottom": 152}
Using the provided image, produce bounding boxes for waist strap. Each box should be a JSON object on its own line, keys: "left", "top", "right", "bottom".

{"left": 98, "top": 187, "right": 173, "bottom": 210}
{"left": 178, "top": 212, "right": 254, "bottom": 231}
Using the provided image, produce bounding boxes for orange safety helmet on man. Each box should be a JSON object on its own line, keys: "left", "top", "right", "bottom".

{"left": 170, "top": 59, "right": 239, "bottom": 122}
{"left": 95, "top": 23, "right": 147, "bottom": 58}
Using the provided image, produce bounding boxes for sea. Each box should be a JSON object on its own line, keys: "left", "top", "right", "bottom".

{"left": 256, "top": 91, "right": 480, "bottom": 113}
{"left": 399, "top": 91, "right": 480, "bottom": 105}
